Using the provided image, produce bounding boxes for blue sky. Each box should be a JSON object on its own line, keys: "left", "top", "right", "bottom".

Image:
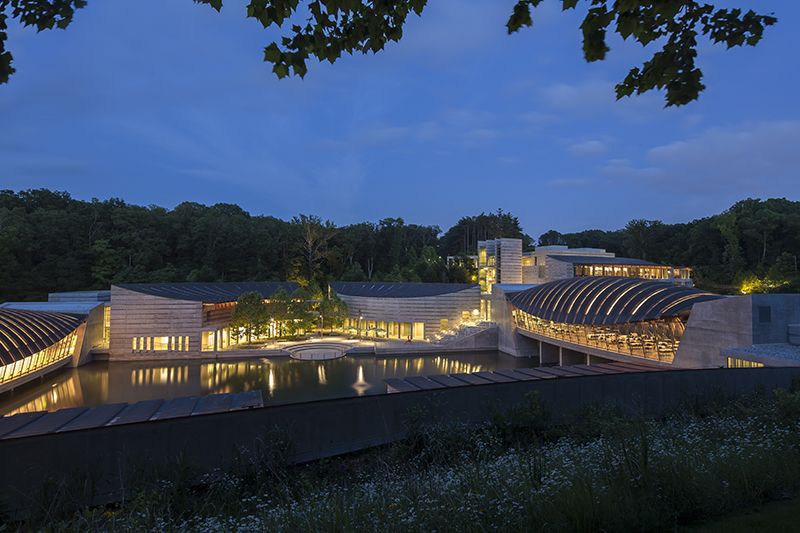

{"left": 1, "top": 1, "right": 798, "bottom": 238}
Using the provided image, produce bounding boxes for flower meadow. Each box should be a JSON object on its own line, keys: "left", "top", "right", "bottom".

{"left": 16, "top": 389, "right": 800, "bottom": 532}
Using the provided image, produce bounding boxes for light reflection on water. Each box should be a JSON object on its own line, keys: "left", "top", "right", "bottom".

{"left": 0, "top": 352, "right": 535, "bottom": 416}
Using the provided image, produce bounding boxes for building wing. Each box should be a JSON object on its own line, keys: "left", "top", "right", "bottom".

{"left": 508, "top": 277, "right": 720, "bottom": 326}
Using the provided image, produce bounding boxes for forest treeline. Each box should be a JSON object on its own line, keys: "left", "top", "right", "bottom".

{"left": 1, "top": 190, "right": 798, "bottom": 300}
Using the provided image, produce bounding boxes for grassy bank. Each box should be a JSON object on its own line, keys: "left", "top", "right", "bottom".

{"left": 8, "top": 389, "right": 800, "bottom": 532}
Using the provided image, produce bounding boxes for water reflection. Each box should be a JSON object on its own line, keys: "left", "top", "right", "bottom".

{"left": 352, "top": 365, "right": 371, "bottom": 396}
{"left": 0, "top": 352, "right": 535, "bottom": 416}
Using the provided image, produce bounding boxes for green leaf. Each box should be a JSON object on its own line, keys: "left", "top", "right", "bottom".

{"left": 264, "top": 43, "right": 282, "bottom": 63}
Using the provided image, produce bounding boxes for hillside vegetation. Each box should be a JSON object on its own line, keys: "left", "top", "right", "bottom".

{"left": 1, "top": 190, "right": 798, "bottom": 299}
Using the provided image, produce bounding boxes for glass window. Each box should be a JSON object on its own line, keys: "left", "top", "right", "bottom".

{"left": 153, "top": 336, "right": 169, "bottom": 351}
{"left": 202, "top": 331, "right": 215, "bottom": 352}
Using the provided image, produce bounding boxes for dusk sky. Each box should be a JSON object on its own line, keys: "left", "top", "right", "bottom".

{"left": 2, "top": 1, "right": 798, "bottom": 239}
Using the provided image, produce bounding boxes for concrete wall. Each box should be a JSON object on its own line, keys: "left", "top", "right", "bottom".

{"left": 675, "top": 297, "right": 753, "bottom": 368}
{"left": 489, "top": 287, "right": 536, "bottom": 357}
{"left": 109, "top": 287, "right": 203, "bottom": 359}
{"left": 73, "top": 305, "right": 107, "bottom": 366}
{"left": 2, "top": 367, "right": 799, "bottom": 512}
{"left": 667, "top": 294, "right": 800, "bottom": 368}
{"left": 336, "top": 287, "right": 481, "bottom": 338}
{"left": 544, "top": 256, "right": 574, "bottom": 282}
{"left": 498, "top": 238, "right": 523, "bottom": 284}
{"left": 439, "top": 327, "right": 499, "bottom": 351}
{"left": 751, "top": 294, "right": 800, "bottom": 344}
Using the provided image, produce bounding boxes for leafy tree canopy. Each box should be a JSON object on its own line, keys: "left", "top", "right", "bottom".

{"left": 440, "top": 209, "right": 531, "bottom": 257}
{"left": 0, "top": 1, "right": 777, "bottom": 105}
{"left": 2, "top": 189, "right": 799, "bottom": 298}
{"left": 230, "top": 291, "right": 269, "bottom": 342}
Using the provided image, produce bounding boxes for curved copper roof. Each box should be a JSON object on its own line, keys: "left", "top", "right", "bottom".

{"left": 331, "top": 281, "right": 478, "bottom": 298}
{"left": 114, "top": 282, "right": 299, "bottom": 303}
{"left": 0, "top": 309, "right": 83, "bottom": 365}
{"left": 508, "top": 277, "right": 721, "bottom": 325}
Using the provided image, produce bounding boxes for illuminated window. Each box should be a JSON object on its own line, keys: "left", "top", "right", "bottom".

{"left": 102, "top": 306, "right": 111, "bottom": 346}
{"left": 726, "top": 357, "right": 764, "bottom": 368}
{"left": 512, "top": 309, "right": 684, "bottom": 363}
{"left": 202, "top": 331, "right": 215, "bottom": 352}
{"left": 152, "top": 336, "right": 169, "bottom": 351}
{"left": 0, "top": 330, "right": 78, "bottom": 386}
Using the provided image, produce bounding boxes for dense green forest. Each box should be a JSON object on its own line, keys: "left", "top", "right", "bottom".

{"left": 0, "top": 190, "right": 798, "bottom": 300}
{"left": 543, "top": 198, "right": 800, "bottom": 293}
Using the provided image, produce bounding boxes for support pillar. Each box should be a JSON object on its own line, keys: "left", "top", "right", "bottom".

{"left": 539, "top": 342, "right": 560, "bottom": 366}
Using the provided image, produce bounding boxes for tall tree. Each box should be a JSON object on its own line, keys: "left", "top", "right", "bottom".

{"left": 623, "top": 219, "right": 664, "bottom": 261}
{"left": 292, "top": 214, "right": 337, "bottom": 286}
{"left": 285, "top": 286, "right": 317, "bottom": 337}
{"left": 320, "top": 292, "right": 348, "bottom": 332}
{"left": 3, "top": 189, "right": 800, "bottom": 299}
{"left": 230, "top": 291, "right": 269, "bottom": 342}
{"left": 441, "top": 210, "right": 531, "bottom": 256}
{"left": 265, "top": 287, "right": 292, "bottom": 337}
{"left": 538, "top": 230, "right": 566, "bottom": 247}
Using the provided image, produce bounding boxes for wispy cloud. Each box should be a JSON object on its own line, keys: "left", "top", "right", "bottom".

{"left": 568, "top": 139, "right": 608, "bottom": 157}
{"left": 541, "top": 80, "right": 616, "bottom": 111}
{"left": 602, "top": 120, "right": 800, "bottom": 195}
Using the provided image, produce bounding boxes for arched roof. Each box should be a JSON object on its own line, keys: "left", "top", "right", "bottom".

{"left": 0, "top": 309, "right": 82, "bottom": 365}
{"left": 508, "top": 277, "right": 721, "bottom": 325}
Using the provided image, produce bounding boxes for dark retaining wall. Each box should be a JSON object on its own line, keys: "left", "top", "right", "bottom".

{"left": 2, "top": 367, "right": 799, "bottom": 513}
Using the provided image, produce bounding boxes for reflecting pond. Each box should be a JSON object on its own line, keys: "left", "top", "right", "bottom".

{"left": 0, "top": 352, "right": 536, "bottom": 416}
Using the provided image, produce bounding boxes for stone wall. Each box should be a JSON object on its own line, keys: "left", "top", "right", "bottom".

{"left": 543, "top": 257, "right": 575, "bottom": 282}
{"left": 109, "top": 287, "right": 203, "bottom": 359}
{"left": 336, "top": 287, "right": 481, "bottom": 338}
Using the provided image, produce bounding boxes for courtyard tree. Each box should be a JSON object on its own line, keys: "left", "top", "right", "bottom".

{"left": 230, "top": 291, "right": 269, "bottom": 342}
{"left": 285, "top": 286, "right": 318, "bottom": 337}
{"left": 266, "top": 286, "right": 292, "bottom": 337}
{"left": 0, "top": 1, "right": 777, "bottom": 106}
{"left": 320, "top": 292, "right": 348, "bottom": 332}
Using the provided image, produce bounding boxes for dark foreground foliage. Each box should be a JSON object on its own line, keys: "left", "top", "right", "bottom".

{"left": 6, "top": 388, "right": 800, "bottom": 532}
